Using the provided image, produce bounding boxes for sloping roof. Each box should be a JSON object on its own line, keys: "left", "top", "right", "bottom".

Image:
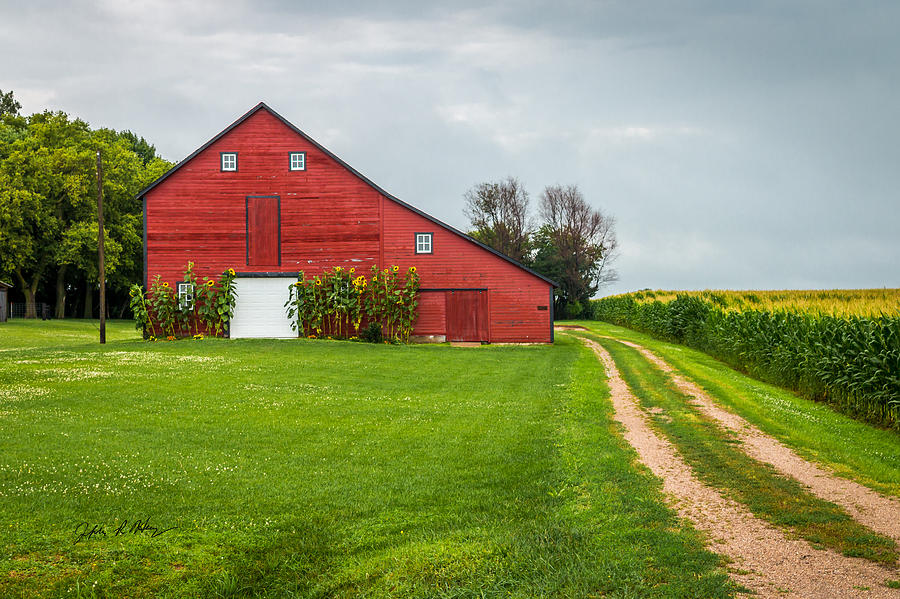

{"left": 0, "top": 280, "right": 11, "bottom": 289}
{"left": 138, "top": 102, "right": 557, "bottom": 287}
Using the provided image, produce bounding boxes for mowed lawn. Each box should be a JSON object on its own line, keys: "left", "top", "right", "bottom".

{"left": 0, "top": 320, "right": 735, "bottom": 598}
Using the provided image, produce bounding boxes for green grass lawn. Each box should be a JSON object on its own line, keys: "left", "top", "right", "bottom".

{"left": 0, "top": 320, "right": 736, "bottom": 598}
{"left": 568, "top": 321, "right": 900, "bottom": 498}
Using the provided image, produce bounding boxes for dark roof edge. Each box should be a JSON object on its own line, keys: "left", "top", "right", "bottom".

{"left": 137, "top": 102, "right": 558, "bottom": 288}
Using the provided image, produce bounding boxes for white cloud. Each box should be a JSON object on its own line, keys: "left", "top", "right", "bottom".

{"left": 586, "top": 124, "right": 705, "bottom": 144}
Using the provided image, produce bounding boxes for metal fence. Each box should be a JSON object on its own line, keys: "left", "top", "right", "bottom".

{"left": 9, "top": 302, "right": 51, "bottom": 319}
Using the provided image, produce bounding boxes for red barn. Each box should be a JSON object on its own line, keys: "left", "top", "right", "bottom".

{"left": 139, "top": 103, "right": 555, "bottom": 342}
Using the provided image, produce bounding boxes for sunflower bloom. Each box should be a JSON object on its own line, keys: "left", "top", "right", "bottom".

{"left": 227, "top": 268, "right": 236, "bottom": 276}
{"left": 392, "top": 265, "right": 399, "bottom": 272}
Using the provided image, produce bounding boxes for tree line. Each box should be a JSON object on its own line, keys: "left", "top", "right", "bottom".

{"left": 464, "top": 177, "right": 618, "bottom": 318}
{"left": 0, "top": 90, "right": 172, "bottom": 318}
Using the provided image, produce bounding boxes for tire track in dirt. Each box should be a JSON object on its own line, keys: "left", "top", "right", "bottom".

{"left": 580, "top": 336, "right": 900, "bottom": 598}
{"left": 612, "top": 337, "right": 900, "bottom": 546}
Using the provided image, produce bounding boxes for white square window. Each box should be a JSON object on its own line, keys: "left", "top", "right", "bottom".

{"left": 289, "top": 152, "right": 306, "bottom": 171}
{"left": 415, "top": 233, "right": 433, "bottom": 254}
{"left": 178, "top": 282, "right": 194, "bottom": 310}
{"left": 221, "top": 152, "right": 237, "bottom": 172}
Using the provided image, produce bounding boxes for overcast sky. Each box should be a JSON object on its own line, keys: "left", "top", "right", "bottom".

{"left": 2, "top": 0, "right": 898, "bottom": 295}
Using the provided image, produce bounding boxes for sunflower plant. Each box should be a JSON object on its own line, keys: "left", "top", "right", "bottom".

{"left": 286, "top": 271, "right": 324, "bottom": 336}
{"left": 195, "top": 277, "right": 220, "bottom": 336}
{"left": 350, "top": 273, "right": 367, "bottom": 335}
{"left": 136, "top": 264, "right": 238, "bottom": 339}
{"left": 214, "top": 268, "right": 238, "bottom": 334}
{"left": 287, "top": 264, "right": 419, "bottom": 341}
{"left": 128, "top": 284, "right": 155, "bottom": 338}
{"left": 176, "top": 262, "right": 199, "bottom": 336}
{"left": 326, "top": 266, "right": 352, "bottom": 338}
{"left": 148, "top": 275, "right": 177, "bottom": 337}
{"left": 398, "top": 267, "right": 420, "bottom": 342}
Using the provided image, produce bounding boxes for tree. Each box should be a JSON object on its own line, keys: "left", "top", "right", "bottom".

{"left": 0, "top": 178, "right": 47, "bottom": 315}
{"left": 463, "top": 177, "right": 531, "bottom": 263}
{"left": 533, "top": 184, "right": 618, "bottom": 318}
{"left": 118, "top": 130, "right": 160, "bottom": 166}
{"left": 0, "top": 110, "right": 172, "bottom": 318}
{"left": 0, "top": 111, "right": 92, "bottom": 317}
{"left": 0, "top": 89, "right": 21, "bottom": 117}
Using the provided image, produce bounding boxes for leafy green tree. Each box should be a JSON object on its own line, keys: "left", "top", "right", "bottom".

{"left": 57, "top": 220, "right": 123, "bottom": 317}
{"left": 533, "top": 184, "right": 618, "bottom": 318}
{"left": 0, "top": 110, "right": 171, "bottom": 318}
{"left": 0, "top": 111, "right": 92, "bottom": 317}
{"left": 118, "top": 130, "right": 160, "bottom": 166}
{"left": 0, "top": 89, "right": 21, "bottom": 117}
{"left": 66, "top": 128, "right": 169, "bottom": 317}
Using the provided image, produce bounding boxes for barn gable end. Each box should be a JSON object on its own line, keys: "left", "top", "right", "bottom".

{"left": 141, "top": 103, "right": 555, "bottom": 342}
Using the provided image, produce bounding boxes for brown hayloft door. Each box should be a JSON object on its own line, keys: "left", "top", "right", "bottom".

{"left": 246, "top": 196, "right": 280, "bottom": 266}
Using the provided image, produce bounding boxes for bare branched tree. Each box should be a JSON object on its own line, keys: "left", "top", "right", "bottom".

{"left": 535, "top": 184, "right": 618, "bottom": 316}
{"left": 464, "top": 177, "right": 531, "bottom": 263}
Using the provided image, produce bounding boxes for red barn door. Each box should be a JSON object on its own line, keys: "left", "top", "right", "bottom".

{"left": 445, "top": 290, "right": 488, "bottom": 342}
{"left": 246, "top": 196, "right": 280, "bottom": 266}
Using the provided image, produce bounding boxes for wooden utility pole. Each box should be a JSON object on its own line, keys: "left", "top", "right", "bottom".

{"left": 97, "top": 150, "right": 106, "bottom": 344}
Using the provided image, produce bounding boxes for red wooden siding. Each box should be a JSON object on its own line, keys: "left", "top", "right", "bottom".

{"left": 415, "top": 290, "right": 446, "bottom": 335}
{"left": 146, "top": 109, "right": 381, "bottom": 284}
{"left": 247, "top": 196, "right": 280, "bottom": 266}
{"left": 144, "top": 104, "right": 553, "bottom": 343}
{"left": 381, "top": 198, "right": 552, "bottom": 342}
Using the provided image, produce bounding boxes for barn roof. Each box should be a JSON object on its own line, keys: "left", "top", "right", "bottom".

{"left": 137, "top": 102, "right": 557, "bottom": 287}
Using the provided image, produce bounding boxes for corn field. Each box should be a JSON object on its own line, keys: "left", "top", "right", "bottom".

{"left": 617, "top": 288, "right": 900, "bottom": 318}
{"left": 590, "top": 290, "right": 900, "bottom": 429}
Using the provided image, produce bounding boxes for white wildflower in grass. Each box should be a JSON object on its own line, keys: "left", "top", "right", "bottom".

{"left": 0, "top": 385, "right": 52, "bottom": 401}
{"left": 34, "top": 368, "right": 114, "bottom": 382}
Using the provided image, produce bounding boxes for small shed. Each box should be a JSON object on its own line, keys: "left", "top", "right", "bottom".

{"left": 0, "top": 280, "right": 10, "bottom": 322}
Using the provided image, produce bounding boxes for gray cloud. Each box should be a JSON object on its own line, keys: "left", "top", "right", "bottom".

{"left": 2, "top": 0, "right": 897, "bottom": 294}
